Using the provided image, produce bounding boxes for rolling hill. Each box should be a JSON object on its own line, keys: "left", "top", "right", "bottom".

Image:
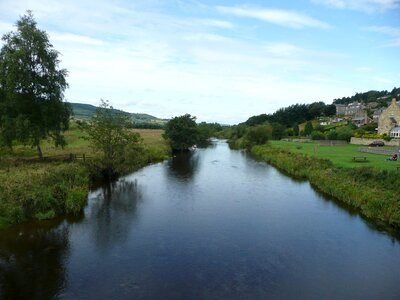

{"left": 69, "top": 102, "right": 168, "bottom": 127}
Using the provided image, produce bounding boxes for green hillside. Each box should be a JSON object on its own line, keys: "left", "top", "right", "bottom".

{"left": 69, "top": 102, "right": 167, "bottom": 127}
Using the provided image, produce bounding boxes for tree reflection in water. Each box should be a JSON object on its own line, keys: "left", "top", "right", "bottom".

{"left": 0, "top": 220, "right": 70, "bottom": 300}
{"left": 88, "top": 179, "right": 143, "bottom": 252}
{"left": 167, "top": 151, "right": 199, "bottom": 180}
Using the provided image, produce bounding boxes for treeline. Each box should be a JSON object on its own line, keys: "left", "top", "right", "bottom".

{"left": 333, "top": 87, "right": 400, "bottom": 105}
{"left": 127, "top": 122, "right": 165, "bottom": 129}
{"left": 163, "top": 114, "right": 224, "bottom": 151}
{"left": 245, "top": 102, "right": 336, "bottom": 127}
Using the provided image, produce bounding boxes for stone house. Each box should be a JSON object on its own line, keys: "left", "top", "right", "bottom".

{"left": 377, "top": 98, "right": 400, "bottom": 135}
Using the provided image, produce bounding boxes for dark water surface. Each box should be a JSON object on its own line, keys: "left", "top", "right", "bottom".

{"left": 1, "top": 140, "right": 400, "bottom": 299}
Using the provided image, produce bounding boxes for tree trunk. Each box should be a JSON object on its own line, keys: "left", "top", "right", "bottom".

{"left": 37, "top": 143, "right": 43, "bottom": 160}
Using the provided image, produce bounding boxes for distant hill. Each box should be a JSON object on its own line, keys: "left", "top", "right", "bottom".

{"left": 69, "top": 102, "right": 168, "bottom": 127}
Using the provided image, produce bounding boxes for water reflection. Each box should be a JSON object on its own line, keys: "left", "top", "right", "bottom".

{"left": 88, "top": 179, "right": 142, "bottom": 251}
{"left": 0, "top": 220, "right": 69, "bottom": 300}
{"left": 167, "top": 151, "right": 199, "bottom": 180}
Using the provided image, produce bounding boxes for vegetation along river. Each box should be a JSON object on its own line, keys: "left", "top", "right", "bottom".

{"left": 1, "top": 140, "right": 400, "bottom": 299}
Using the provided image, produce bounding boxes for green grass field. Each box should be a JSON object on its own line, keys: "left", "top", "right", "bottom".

{"left": 0, "top": 122, "right": 167, "bottom": 160}
{"left": 0, "top": 123, "right": 168, "bottom": 227}
{"left": 270, "top": 140, "right": 400, "bottom": 170}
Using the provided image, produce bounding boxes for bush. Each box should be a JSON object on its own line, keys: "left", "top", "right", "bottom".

{"left": 244, "top": 124, "right": 272, "bottom": 148}
{"left": 311, "top": 131, "right": 325, "bottom": 140}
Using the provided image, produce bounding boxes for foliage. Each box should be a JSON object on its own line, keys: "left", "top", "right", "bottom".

{"left": 335, "top": 126, "right": 354, "bottom": 141}
{"left": 197, "top": 122, "right": 223, "bottom": 145}
{"left": 271, "top": 122, "right": 286, "bottom": 140}
{"left": 245, "top": 101, "right": 336, "bottom": 128}
{"left": 82, "top": 100, "right": 142, "bottom": 178}
{"left": 0, "top": 163, "right": 89, "bottom": 226}
{"left": 311, "top": 131, "right": 325, "bottom": 140}
{"left": 333, "top": 88, "right": 399, "bottom": 105}
{"left": 304, "top": 121, "right": 314, "bottom": 135}
{"left": 293, "top": 124, "right": 299, "bottom": 136}
{"left": 163, "top": 114, "right": 199, "bottom": 151}
{"left": 0, "top": 11, "right": 70, "bottom": 158}
{"left": 244, "top": 124, "right": 272, "bottom": 148}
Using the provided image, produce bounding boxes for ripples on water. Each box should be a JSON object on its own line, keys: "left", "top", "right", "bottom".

{"left": 1, "top": 140, "right": 400, "bottom": 299}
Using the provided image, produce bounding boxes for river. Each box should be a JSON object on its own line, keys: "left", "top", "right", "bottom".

{"left": 1, "top": 140, "right": 400, "bottom": 299}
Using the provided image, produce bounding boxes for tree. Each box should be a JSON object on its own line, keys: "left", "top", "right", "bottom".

{"left": 82, "top": 100, "right": 141, "bottom": 178}
{"left": 304, "top": 121, "right": 314, "bottom": 136}
{"left": 164, "top": 114, "right": 198, "bottom": 151}
{"left": 244, "top": 124, "right": 272, "bottom": 148}
{"left": 0, "top": 11, "right": 70, "bottom": 158}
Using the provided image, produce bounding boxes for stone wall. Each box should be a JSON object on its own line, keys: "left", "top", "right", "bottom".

{"left": 350, "top": 137, "right": 400, "bottom": 146}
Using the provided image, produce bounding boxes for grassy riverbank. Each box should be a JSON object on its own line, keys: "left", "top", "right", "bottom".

{"left": 251, "top": 144, "right": 400, "bottom": 227}
{"left": 270, "top": 140, "right": 400, "bottom": 170}
{"left": 0, "top": 125, "right": 169, "bottom": 228}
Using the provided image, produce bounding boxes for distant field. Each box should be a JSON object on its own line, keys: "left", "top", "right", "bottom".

{"left": 0, "top": 122, "right": 166, "bottom": 159}
{"left": 270, "top": 140, "right": 400, "bottom": 170}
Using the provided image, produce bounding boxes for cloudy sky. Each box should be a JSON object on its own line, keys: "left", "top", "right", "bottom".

{"left": 0, "top": 0, "right": 399, "bottom": 124}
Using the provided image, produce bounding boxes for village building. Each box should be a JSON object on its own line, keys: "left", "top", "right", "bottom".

{"left": 377, "top": 98, "right": 400, "bottom": 136}
{"left": 352, "top": 110, "right": 370, "bottom": 127}
{"left": 372, "top": 107, "right": 385, "bottom": 123}
{"left": 390, "top": 127, "right": 400, "bottom": 138}
{"left": 335, "top": 102, "right": 365, "bottom": 117}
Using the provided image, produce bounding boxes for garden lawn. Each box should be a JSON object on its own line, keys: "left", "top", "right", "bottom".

{"left": 270, "top": 140, "right": 400, "bottom": 170}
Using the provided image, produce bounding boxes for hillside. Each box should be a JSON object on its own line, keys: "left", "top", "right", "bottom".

{"left": 333, "top": 87, "right": 399, "bottom": 105}
{"left": 70, "top": 102, "right": 167, "bottom": 126}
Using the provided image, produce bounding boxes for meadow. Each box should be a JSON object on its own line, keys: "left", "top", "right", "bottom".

{"left": 0, "top": 123, "right": 169, "bottom": 227}
{"left": 270, "top": 140, "right": 400, "bottom": 170}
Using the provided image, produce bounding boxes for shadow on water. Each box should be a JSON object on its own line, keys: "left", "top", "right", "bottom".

{"left": 0, "top": 219, "right": 70, "bottom": 300}
{"left": 311, "top": 183, "right": 400, "bottom": 241}
{"left": 166, "top": 151, "right": 199, "bottom": 180}
{"left": 88, "top": 179, "right": 143, "bottom": 251}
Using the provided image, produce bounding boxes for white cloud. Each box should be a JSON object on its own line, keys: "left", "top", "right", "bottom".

{"left": 216, "top": 6, "right": 332, "bottom": 29}
{"left": 312, "top": 0, "right": 400, "bottom": 12}
{"left": 0, "top": 0, "right": 396, "bottom": 123}
{"left": 195, "top": 19, "right": 235, "bottom": 29}
{"left": 49, "top": 32, "right": 104, "bottom": 46}
{"left": 366, "top": 26, "right": 400, "bottom": 47}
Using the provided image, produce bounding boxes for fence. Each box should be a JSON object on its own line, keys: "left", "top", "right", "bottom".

{"left": 0, "top": 153, "right": 91, "bottom": 170}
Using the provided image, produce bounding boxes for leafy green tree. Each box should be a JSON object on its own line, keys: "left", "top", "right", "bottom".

{"left": 324, "top": 104, "right": 336, "bottom": 116}
{"left": 271, "top": 122, "right": 285, "bottom": 140}
{"left": 0, "top": 11, "right": 70, "bottom": 158}
{"left": 304, "top": 121, "right": 314, "bottom": 135}
{"left": 197, "top": 122, "right": 223, "bottom": 145}
{"left": 326, "top": 130, "right": 338, "bottom": 140}
{"left": 244, "top": 124, "right": 272, "bottom": 148}
{"left": 164, "top": 114, "right": 199, "bottom": 151}
{"left": 293, "top": 124, "right": 299, "bottom": 136}
{"left": 336, "top": 126, "right": 353, "bottom": 141}
{"left": 311, "top": 131, "right": 325, "bottom": 140}
{"left": 82, "top": 100, "right": 141, "bottom": 178}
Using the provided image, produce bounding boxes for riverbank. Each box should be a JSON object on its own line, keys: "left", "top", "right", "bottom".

{"left": 251, "top": 144, "right": 400, "bottom": 228}
{"left": 0, "top": 127, "right": 169, "bottom": 228}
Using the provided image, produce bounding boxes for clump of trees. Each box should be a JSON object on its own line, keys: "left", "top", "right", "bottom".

{"left": 244, "top": 124, "right": 272, "bottom": 148}
{"left": 163, "top": 114, "right": 223, "bottom": 151}
{"left": 245, "top": 102, "right": 336, "bottom": 127}
{"left": 0, "top": 11, "right": 71, "bottom": 158}
{"left": 81, "top": 100, "right": 142, "bottom": 179}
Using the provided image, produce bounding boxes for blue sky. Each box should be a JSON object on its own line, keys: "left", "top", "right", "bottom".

{"left": 0, "top": 0, "right": 399, "bottom": 124}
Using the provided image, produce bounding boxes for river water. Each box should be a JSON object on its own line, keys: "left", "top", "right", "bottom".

{"left": 1, "top": 140, "right": 400, "bottom": 299}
